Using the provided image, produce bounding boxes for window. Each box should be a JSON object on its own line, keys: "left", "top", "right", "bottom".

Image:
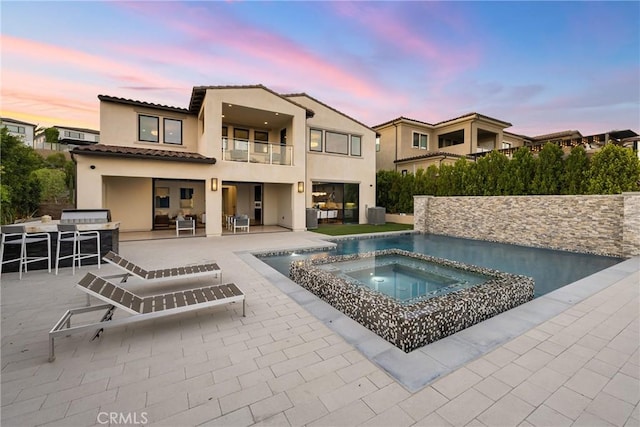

{"left": 139, "top": 115, "right": 159, "bottom": 142}
{"left": 350, "top": 135, "right": 361, "bottom": 156}
{"left": 164, "top": 118, "right": 182, "bottom": 145}
{"left": 376, "top": 136, "right": 380, "bottom": 152}
{"left": 255, "top": 131, "right": 269, "bottom": 153}
{"left": 64, "top": 130, "right": 83, "bottom": 139}
{"left": 233, "top": 128, "right": 249, "bottom": 151}
{"left": 5, "top": 125, "right": 25, "bottom": 134}
{"left": 413, "top": 132, "right": 428, "bottom": 149}
{"left": 325, "top": 131, "right": 349, "bottom": 155}
{"left": 180, "top": 187, "right": 194, "bottom": 208}
{"left": 234, "top": 128, "right": 249, "bottom": 140}
{"left": 254, "top": 131, "right": 268, "bottom": 142}
{"left": 309, "top": 129, "right": 323, "bottom": 152}
{"left": 502, "top": 142, "right": 512, "bottom": 149}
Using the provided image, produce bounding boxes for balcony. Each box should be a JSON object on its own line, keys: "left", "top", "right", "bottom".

{"left": 222, "top": 139, "right": 292, "bottom": 166}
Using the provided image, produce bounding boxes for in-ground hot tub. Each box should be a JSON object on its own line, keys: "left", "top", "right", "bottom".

{"left": 289, "top": 249, "right": 534, "bottom": 352}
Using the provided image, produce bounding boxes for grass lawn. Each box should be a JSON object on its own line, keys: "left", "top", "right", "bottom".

{"left": 311, "top": 222, "right": 414, "bottom": 236}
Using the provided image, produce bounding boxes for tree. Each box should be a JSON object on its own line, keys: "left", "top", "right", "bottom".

{"left": 449, "top": 158, "right": 475, "bottom": 196}
{"left": 44, "top": 127, "right": 60, "bottom": 148}
{"left": 32, "top": 168, "right": 68, "bottom": 203}
{"left": 531, "top": 143, "right": 564, "bottom": 195}
{"left": 479, "top": 151, "right": 509, "bottom": 195}
{"left": 0, "top": 128, "right": 44, "bottom": 223}
{"left": 563, "top": 145, "right": 590, "bottom": 194}
{"left": 376, "top": 170, "right": 402, "bottom": 213}
{"left": 501, "top": 147, "right": 536, "bottom": 195}
{"left": 397, "top": 172, "right": 415, "bottom": 213}
{"left": 587, "top": 144, "right": 640, "bottom": 194}
{"left": 436, "top": 164, "right": 457, "bottom": 196}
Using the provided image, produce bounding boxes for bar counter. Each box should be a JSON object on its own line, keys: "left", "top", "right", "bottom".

{"left": 2, "top": 220, "right": 120, "bottom": 273}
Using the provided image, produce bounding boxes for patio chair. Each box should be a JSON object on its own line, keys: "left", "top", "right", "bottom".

{"left": 176, "top": 219, "right": 195, "bottom": 236}
{"left": 233, "top": 215, "right": 250, "bottom": 233}
{"left": 102, "top": 250, "right": 221, "bottom": 284}
{"left": 48, "top": 272, "right": 245, "bottom": 361}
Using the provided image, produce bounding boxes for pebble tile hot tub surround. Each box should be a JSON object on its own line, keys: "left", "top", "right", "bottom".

{"left": 289, "top": 249, "right": 534, "bottom": 352}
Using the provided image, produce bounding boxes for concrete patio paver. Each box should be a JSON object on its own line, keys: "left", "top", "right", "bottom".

{"left": 1, "top": 231, "right": 638, "bottom": 426}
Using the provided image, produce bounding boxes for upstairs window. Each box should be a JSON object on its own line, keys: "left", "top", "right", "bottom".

{"left": 413, "top": 132, "right": 428, "bottom": 149}
{"left": 64, "top": 130, "right": 83, "bottom": 139}
{"left": 309, "top": 129, "right": 323, "bottom": 152}
{"left": 254, "top": 131, "right": 269, "bottom": 142}
{"left": 5, "top": 125, "right": 25, "bottom": 134}
{"left": 350, "top": 135, "right": 361, "bottom": 156}
{"left": 164, "top": 118, "right": 182, "bottom": 145}
{"left": 326, "top": 131, "right": 349, "bottom": 155}
{"left": 139, "top": 115, "right": 159, "bottom": 142}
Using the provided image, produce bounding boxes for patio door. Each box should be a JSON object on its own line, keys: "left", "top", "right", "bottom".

{"left": 253, "top": 184, "right": 263, "bottom": 225}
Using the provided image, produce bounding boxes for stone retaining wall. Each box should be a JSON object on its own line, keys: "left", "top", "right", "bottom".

{"left": 414, "top": 193, "right": 640, "bottom": 257}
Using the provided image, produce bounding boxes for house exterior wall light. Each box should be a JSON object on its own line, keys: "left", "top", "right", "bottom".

{"left": 211, "top": 178, "right": 218, "bottom": 191}
{"left": 297, "top": 181, "right": 304, "bottom": 193}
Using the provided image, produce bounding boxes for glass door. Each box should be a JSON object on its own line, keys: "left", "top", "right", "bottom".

{"left": 253, "top": 184, "right": 263, "bottom": 225}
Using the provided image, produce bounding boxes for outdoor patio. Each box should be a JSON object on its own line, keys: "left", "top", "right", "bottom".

{"left": 1, "top": 231, "right": 638, "bottom": 426}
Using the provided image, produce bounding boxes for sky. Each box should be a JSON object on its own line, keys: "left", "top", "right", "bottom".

{"left": 1, "top": 1, "right": 639, "bottom": 137}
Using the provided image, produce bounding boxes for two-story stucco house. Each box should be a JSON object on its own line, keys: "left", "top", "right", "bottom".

{"left": 71, "top": 85, "right": 376, "bottom": 236}
{"left": 373, "top": 113, "right": 528, "bottom": 173}
{"left": 1, "top": 117, "right": 36, "bottom": 147}
{"left": 34, "top": 125, "right": 100, "bottom": 151}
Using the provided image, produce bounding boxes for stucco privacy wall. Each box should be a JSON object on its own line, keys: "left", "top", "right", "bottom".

{"left": 414, "top": 193, "right": 640, "bottom": 257}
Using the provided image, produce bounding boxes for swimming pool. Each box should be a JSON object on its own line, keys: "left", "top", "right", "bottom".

{"left": 259, "top": 233, "right": 623, "bottom": 298}
{"left": 316, "top": 253, "right": 490, "bottom": 303}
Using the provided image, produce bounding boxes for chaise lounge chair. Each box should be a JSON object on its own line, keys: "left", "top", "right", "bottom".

{"left": 48, "top": 272, "right": 245, "bottom": 361}
{"left": 102, "top": 251, "right": 222, "bottom": 284}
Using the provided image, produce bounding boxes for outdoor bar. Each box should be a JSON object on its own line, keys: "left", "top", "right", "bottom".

{"left": 1, "top": 209, "right": 120, "bottom": 273}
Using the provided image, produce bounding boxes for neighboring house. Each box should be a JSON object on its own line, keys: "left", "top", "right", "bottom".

{"left": 34, "top": 125, "right": 100, "bottom": 151}
{"left": 373, "top": 113, "right": 528, "bottom": 173}
{"left": 1, "top": 117, "right": 36, "bottom": 147}
{"left": 71, "top": 85, "right": 376, "bottom": 235}
{"left": 374, "top": 113, "right": 639, "bottom": 172}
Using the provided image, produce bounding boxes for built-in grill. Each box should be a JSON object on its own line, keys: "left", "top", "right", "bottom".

{"left": 60, "top": 209, "right": 111, "bottom": 224}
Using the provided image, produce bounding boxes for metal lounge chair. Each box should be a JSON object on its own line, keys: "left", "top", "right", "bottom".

{"left": 102, "top": 251, "right": 221, "bottom": 284}
{"left": 48, "top": 272, "right": 245, "bottom": 361}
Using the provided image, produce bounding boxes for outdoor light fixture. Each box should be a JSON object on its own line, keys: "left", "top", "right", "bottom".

{"left": 211, "top": 178, "right": 218, "bottom": 191}
{"left": 297, "top": 181, "right": 305, "bottom": 193}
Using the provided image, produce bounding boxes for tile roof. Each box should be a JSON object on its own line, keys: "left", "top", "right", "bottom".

{"left": 395, "top": 151, "right": 472, "bottom": 163}
{"left": 71, "top": 144, "right": 216, "bottom": 164}
{"left": 373, "top": 113, "right": 512, "bottom": 130}
{"left": 372, "top": 116, "right": 435, "bottom": 129}
{"left": 98, "top": 95, "right": 190, "bottom": 114}
{"left": 433, "top": 112, "right": 512, "bottom": 128}
{"left": 530, "top": 130, "right": 582, "bottom": 141}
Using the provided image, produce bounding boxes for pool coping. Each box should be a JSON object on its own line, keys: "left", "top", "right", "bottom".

{"left": 239, "top": 244, "right": 638, "bottom": 392}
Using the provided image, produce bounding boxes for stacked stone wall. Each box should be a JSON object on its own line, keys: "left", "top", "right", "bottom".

{"left": 414, "top": 193, "right": 640, "bottom": 257}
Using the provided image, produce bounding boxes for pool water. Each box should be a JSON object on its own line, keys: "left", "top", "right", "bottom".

{"left": 260, "top": 234, "right": 623, "bottom": 298}
{"left": 318, "top": 254, "right": 489, "bottom": 303}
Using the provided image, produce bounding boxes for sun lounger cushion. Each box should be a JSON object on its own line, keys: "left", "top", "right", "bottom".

{"left": 78, "top": 272, "right": 243, "bottom": 315}
{"left": 103, "top": 251, "right": 220, "bottom": 281}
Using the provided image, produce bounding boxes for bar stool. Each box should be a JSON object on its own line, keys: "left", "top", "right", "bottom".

{"left": 55, "top": 224, "right": 101, "bottom": 275}
{"left": 0, "top": 225, "right": 52, "bottom": 280}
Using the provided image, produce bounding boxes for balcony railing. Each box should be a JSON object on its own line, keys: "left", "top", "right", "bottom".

{"left": 222, "top": 139, "right": 292, "bottom": 165}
